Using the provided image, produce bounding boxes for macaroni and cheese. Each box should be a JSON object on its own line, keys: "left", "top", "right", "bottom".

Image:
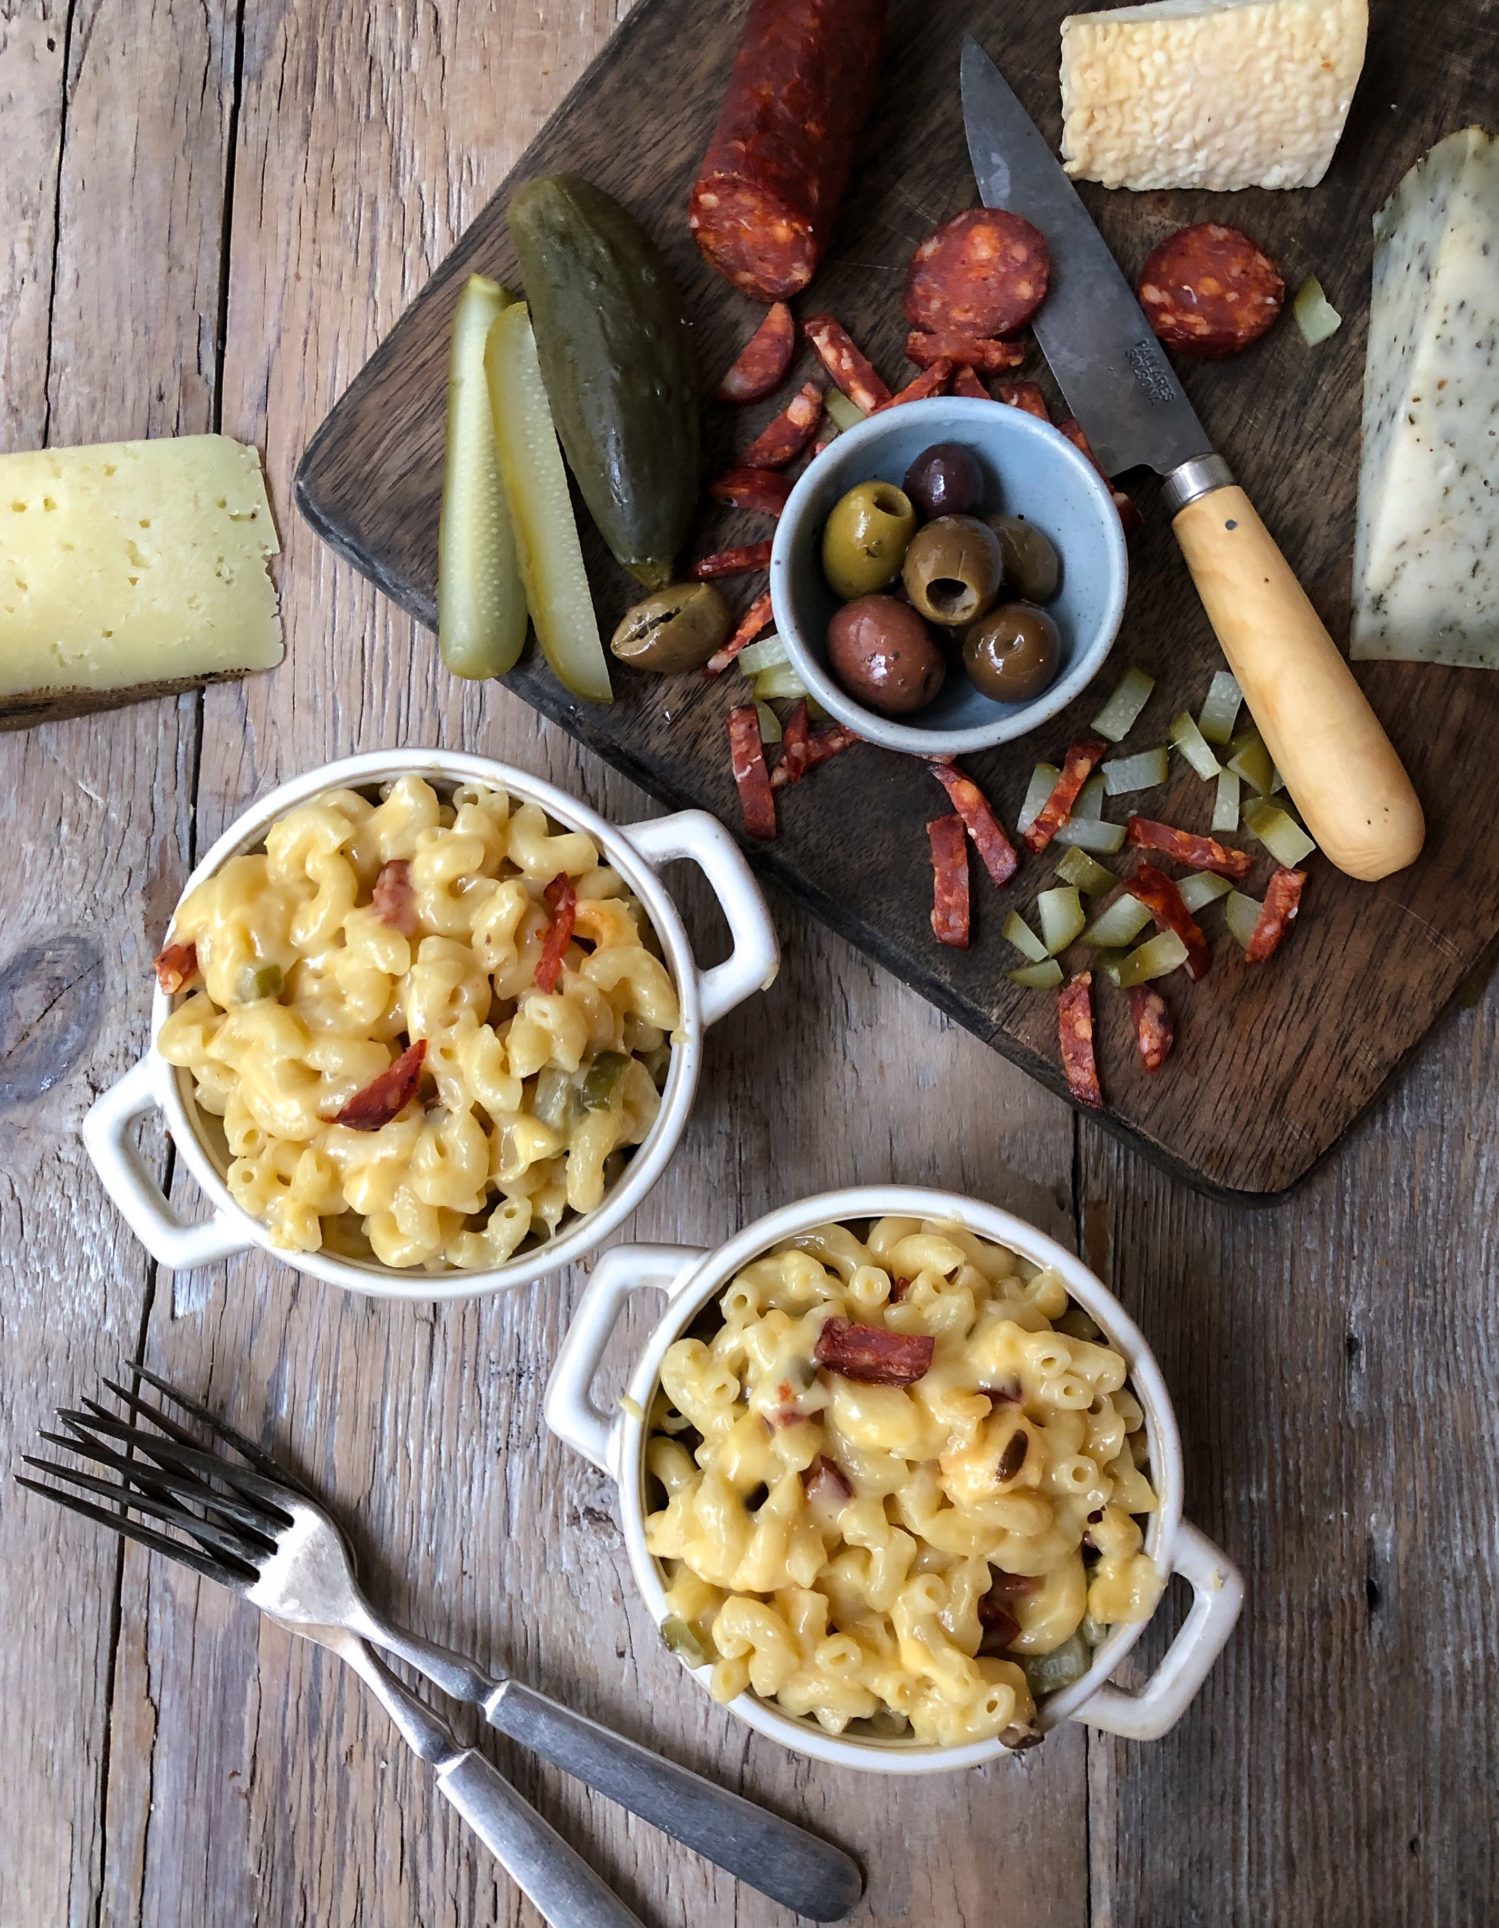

{"left": 644, "top": 1217, "right": 1163, "bottom": 1747}
{"left": 156, "top": 776, "right": 679, "bottom": 1269}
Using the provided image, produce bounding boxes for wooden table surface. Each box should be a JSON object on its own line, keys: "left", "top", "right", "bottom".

{"left": 1, "top": 4, "right": 1494, "bottom": 1925}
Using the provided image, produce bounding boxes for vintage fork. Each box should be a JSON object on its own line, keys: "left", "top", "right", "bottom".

{"left": 18, "top": 1365, "right": 863, "bottom": 1924}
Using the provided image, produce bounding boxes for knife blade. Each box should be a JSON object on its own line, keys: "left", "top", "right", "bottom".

{"left": 960, "top": 37, "right": 1215, "bottom": 484}
{"left": 957, "top": 35, "right": 1424, "bottom": 884}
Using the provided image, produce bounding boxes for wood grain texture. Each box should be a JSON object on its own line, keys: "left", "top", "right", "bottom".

{"left": 1, "top": 4, "right": 1496, "bottom": 1928}
{"left": 295, "top": 0, "right": 1499, "bottom": 1196}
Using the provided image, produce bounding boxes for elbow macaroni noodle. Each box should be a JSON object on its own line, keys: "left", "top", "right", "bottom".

{"left": 157, "top": 778, "right": 679, "bottom": 1269}
{"left": 644, "top": 1218, "right": 1164, "bottom": 1747}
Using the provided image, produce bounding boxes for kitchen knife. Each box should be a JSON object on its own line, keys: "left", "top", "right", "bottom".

{"left": 961, "top": 38, "right": 1424, "bottom": 883}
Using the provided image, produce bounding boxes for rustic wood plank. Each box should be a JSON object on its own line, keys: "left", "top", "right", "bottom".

{"left": 1081, "top": 975, "right": 1499, "bottom": 1927}
{"left": 94, "top": 5, "right": 1088, "bottom": 1925}
{"left": 294, "top": 0, "right": 1499, "bottom": 1196}
{"left": 0, "top": 2, "right": 237, "bottom": 1925}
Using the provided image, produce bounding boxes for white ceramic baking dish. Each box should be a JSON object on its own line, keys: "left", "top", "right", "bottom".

{"left": 82, "top": 749, "right": 779, "bottom": 1301}
{"left": 545, "top": 1185, "right": 1243, "bottom": 1772}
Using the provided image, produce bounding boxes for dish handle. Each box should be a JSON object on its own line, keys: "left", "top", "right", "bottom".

{"left": 1074, "top": 1522, "right": 1244, "bottom": 1741}
{"left": 618, "top": 810, "right": 779, "bottom": 1029}
{"left": 82, "top": 1055, "right": 255, "bottom": 1271}
{"left": 544, "top": 1242, "right": 707, "bottom": 1473}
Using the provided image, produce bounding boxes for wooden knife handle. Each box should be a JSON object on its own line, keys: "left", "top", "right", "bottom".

{"left": 1171, "top": 483, "right": 1424, "bottom": 882}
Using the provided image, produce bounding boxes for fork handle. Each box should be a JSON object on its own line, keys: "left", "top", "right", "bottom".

{"left": 484, "top": 1680, "right": 864, "bottom": 1922}
{"left": 436, "top": 1750, "right": 646, "bottom": 1928}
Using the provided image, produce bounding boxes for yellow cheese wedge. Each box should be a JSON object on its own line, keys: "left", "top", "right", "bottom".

{"left": 0, "top": 435, "right": 282, "bottom": 728}
{"left": 1060, "top": 0, "right": 1368, "bottom": 192}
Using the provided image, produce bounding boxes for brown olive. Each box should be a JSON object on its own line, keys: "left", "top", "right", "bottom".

{"left": 901, "top": 515, "right": 1004, "bottom": 627}
{"left": 986, "top": 513, "right": 1061, "bottom": 603}
{"left": 611, "top": 582, "right": 732, "bottom": 673}
{"left": 827, "top": 594, "right": 946, "bottom": 715}
{"left": 963, "top": 602, "right": 1061, "bottom": 703}
{"left": 903, "top": 441, "right": 984, "bottom": 520}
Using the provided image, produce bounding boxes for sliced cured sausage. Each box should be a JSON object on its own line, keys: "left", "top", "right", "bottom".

{"left": 707, "top": 467, "right": 794, "bottom": 518}
{"left": 905, "top": 209, "right": 1051, "bottom": 338}
{"left": 727, "top": 704, "right": 777, "bottom": 840}
{"left": 995, "top": 381, "right": 1049, "bottom": 419}
{"left": 1244, "top": 867, "right": 1306, "bottom": 962}
{"left": 873, "top": 361, "right": 954, "bottom": 411}
{"left": 1023, "top": 737, "right": 1108, "bottom": 854}
{"left": 1127, "top": 817, "right": 1253, "bottom": 880}
{"left": 689, "top": 0, "right": 886, "bottom": 301}
{"left": 905, "top": 329, "right": 1027, "bottom": 374}
{"left": 1057, "top": 971, "right": 1103, "bottom": 1110}
{"left": 928, "top": 812, "right": 971, "bottom": 948}
{"left": 929, "top": 762, "right": 1019, "bottom": 887}
{"left": 714, "top": 302, "right": 797, "bottom": 404}
{"left": 691, "top": 540, "right": 774, "bottom": 580}
{"left": 740, "top": 381, "right": 824, "bottom": 469}
{"left": 803, "top": 315, "right": 892, "bottom": 412}
{"left": 1136, "top": 223, "right": 1285, "bottom": 358}
{"left": 1127, "top": 984, "right": 1175, "bottom": 1072}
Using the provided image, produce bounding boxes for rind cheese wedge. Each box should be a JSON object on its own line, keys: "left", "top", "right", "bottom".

{"left": 0, "top": 435, "right": 281, "bottom": 728}
{"left": 1059, "top": 0, "right": 1368, "bottom": 192}
{"left": 1351, "top": 128, "right": 1499, "bottom": 669}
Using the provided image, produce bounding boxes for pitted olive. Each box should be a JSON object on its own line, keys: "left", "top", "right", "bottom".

{"left": 821, "top": 481, "right": 918, "bottom": 600}
{"left": 963, "top": 601, "right": 1061, "bottom": 703}
{"left": 610, "top": 582, "right": 732, "bottom": 673}
{"left": 900, "top": 515, "right": 1004, "bottom": 627}
{"left": 986, "top": 513, "right": 1061, "bottom": 603}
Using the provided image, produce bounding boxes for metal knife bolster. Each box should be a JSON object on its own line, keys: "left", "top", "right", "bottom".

{"left": 1161, "top": 454, "right": 1234, "bottom": 517}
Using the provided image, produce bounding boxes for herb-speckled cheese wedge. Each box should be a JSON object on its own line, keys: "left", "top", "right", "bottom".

{"left": 0, "top": 435, "right": 281, "bottom": 728}
{"left": 1351, "top": 127, "right": 1499, "bottom": 669}
{"left": 1059, "top": 0, "right": 1367, "bottom": 192}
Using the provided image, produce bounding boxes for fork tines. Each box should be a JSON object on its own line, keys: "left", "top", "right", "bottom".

{"left": 16, "top": 1362, "right": 298, "bottom": 1590}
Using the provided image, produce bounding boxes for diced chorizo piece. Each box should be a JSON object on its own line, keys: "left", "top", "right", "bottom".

{"left": 779, "top": 698, "right": 812, "bottom": 784}
{"left": 872, "top": 360, "right": 954, "bottom": 411}
{"left": 1056, "top": 417, "right": 1143, "bottom": 537}
{"left": 1127, "top": 983, "right": 1176, "bottom": 1072}
{"left": 535, "top": 873, "right": 578, "bottom": 993}
{"left": 691, "top": 540, "right": 774, "bottom": 580}
{"left": 1126, "top": 817, "right": 1253, "bottom": 880}
{"left": 728, "top": 704, "right": 777, "bottom": 840}
{"left": 996, "top": 380, "right": 1049, "bottom": 419}
{"left": 929, "top": 761, "right": 1020, "bottom": 887}
{"left": 1022, "top": 737, "right": 1109, "bottom": 854}
{"left": 769, "top": 720, "right": 859, "bottom": 788}
{"left": 708, "top": 466, "right": 794, "bottom": 518}
{"left": 889, "top": 1275, "right": 913, "bottom": 1303}
{"left": 803, "top": 314, "right": 892, "bottom": 411}
{"left": 801, "top": 1454, "right": 855, "bottom": 1506}
{"left": 713, "top": 301, "right": 797, "bottom": 404}
{"left": 689, "top": 0, "right": 885, "bottom": 301}
{"left": 814, "top": 1316, "right": 936, "bottom": 1386}
{"left": 740, "top": 380, "right": 825, "bottom": 469}
{"left": 928, "top": 812, "right": 971, "bottom": 949}
{"left": 703, "top": 587, "right": 774, "bottom": 677}
{"left": 153, "top": 941, "right": 198, "bottom": 995}
{"left": 1137, "top": 223, "right": 1285, "bottom": 359}
{"left": 334, "top": 1038, "right": 427, "bottom": 1131}
{"left": 904, "top": 209, "right": 1051, "bottom": 337}
{"left": 1058, "top": 970, "right": 1103, "bottom": 1110}
{"left": 1244, "top": 866, "right": 1307, "bottom": 963}
{"left": 952, "top": 364, "right": 992, "bottom": 401}
{"left": 1128, "top": 862, "right": 1211, "bottom": 981}
{"left": 977, "top": 1595, "right": 1020, "bottom": 1655}
{"left": 905, "top": 329, "right": 1027, "bottom": 374}
{"left": 372, "top": 858, "right": 418, "bottom": 935}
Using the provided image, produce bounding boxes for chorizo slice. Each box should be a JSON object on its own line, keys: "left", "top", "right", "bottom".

{"left": 995, "top": 380, "right": 1049, "bottom": 419}
{"left": 1058, "top": 970, "right": 1103, "bottom": 1110}
{"left": 872, "top": 360, "right": 954, "bottom": 412}
{"left": 334, "top": 1039, "right": 427, "bottom": 1132}
{"left": 153, "top": 942, "right": 198, "bottom": 995}
{"left": 740, "top": 380, "right": 825, "bottom": 469}
{"left": 372, "top": 859, "right": 418, "bottom": 935}
{"left": 1022, "top": 736, "right": 1109, "bottom": 854}
{"left": 1126, "top": 817, "right": 1253, "bottom": 880}
{"left": 1127, "top": 984, "right": 1175, "bottom": 1072}
{"left": 713, "top": 302, "right": 797, "bottom": 404}
{"left": 1128, "top": 863, "right": 1211, "bottom": 981}
{"left": 535, "top": 873, "right": 578, "bottom": 993}
{"left": 803, "top": 314, "right": 892, "bottom": 412}
{"left": 929, "top": 761, "right": 1019, "bottom": 887}
{"left": 905, "top": 329, "right": 1027, "bottom": 374}
{"left": 689, "top": 0, "right": 885, "bottom": 301}
{"left": 814, "top": 1316, "right": 935, "bottom": 1386}
{"left": 952, "top": 365, "right": 992, "bottom": 401}
{"left": 707, "top": 467, "right": 794, "bottom": 518}
{"left": 703, "top": 588, "right": 773, "bottom": 677}
{"left": 727, "top": 704, "right": 777, "bottom": 840}
{"left": 691, "top": 539, "right": 774, "bottom": 580}
{"left": 770, "top": 719, "right": 858, "bottom": 789}
{"left": 905, "top": 209, "right": 1051, "bottom": 338}
{"left": 1244, "top": 866, "right": 1307, "bottom": 962}
{"left": 928, "top": 812, "right": 971, "bottom": 949}
{"left": 1136, "top": 223, "right": 1285, "bottom": 359}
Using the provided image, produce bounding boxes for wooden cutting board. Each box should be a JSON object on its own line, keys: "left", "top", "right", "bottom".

{"left": 294, "top": 0, "right": 1498, "bottom": 1197}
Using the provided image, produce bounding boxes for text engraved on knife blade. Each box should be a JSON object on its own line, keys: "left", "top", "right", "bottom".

{"left": 1125, "top": 340, "right": 1179, "bottom": 405}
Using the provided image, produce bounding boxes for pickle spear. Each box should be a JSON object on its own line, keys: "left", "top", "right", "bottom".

{"left": 483, "top": 301, "right": 612, "bottom": 704}
{"left": 438, "top": 275, "right": 528, "bottom": 679}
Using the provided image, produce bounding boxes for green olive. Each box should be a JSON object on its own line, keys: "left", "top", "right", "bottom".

{"left": 963, "top": 601, "right": 1061, "bottom": 702}
{"left": 610, "top": 582, "right": 732, "bottom": 673}
{"left": 901, "top": 514, "right": 1004, "bottom": 627}
{"left": 986, "top": 513, "right": 1061, "bottom": 602}
{"left": 821, "top": 481, "right": 918, "bottom": 600}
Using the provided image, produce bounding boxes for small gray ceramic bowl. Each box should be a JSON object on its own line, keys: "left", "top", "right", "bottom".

{"left": 770, "top": 396, "right": 1129, "bottom": 756}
